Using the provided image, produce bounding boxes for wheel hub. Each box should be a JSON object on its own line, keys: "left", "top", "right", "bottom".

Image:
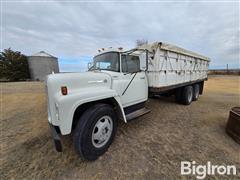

{"left": 188, "top": 90, "right": 193, "bottom": 102}
{"left": 92, "top": 115, "right": 113, "bottom": 148}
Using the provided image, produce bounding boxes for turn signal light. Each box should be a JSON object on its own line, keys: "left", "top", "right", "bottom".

{"left": 61, "top": 86, "right": 68, "bottom": 95}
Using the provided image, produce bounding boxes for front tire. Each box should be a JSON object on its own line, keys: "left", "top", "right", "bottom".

{"left": 73, "top": 104, "right": 117, "bottom": 161}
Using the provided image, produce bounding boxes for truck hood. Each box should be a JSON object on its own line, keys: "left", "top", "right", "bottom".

{"left": 46, "top": 71, "right": 112, "bottom": 94}
{"left": 45, "top": 71, "right": 114, "bottom": 126}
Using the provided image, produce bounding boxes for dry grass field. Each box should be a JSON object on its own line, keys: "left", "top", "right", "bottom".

{"left": 1, "top": 75, "right": 240, "bottom": 179}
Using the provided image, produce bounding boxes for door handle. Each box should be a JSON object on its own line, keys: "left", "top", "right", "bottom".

{"left": 140, "top": 77, "right": 145, "bottom": 79}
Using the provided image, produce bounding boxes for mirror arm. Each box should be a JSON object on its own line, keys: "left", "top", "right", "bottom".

{"left": 122, "top": 48, "right": 138, "bottom": 55}
{"left": 146, "top": 50, "right": 148, "bottom": 71}
{"left": 123, "top": 48, "right": 146, "bottom": 55}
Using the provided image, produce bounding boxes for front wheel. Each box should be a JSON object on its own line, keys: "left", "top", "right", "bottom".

{"left": 73, "top": 104, "right": 117, "bottom": 161}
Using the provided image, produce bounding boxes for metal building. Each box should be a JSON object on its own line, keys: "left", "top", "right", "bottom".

{"left": 27, "top": 51, "right": 59, "bottom": 81}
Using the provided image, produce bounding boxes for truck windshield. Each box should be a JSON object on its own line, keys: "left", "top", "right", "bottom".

{"left": 91, "top": 52, "right": 119, "bottom": 72}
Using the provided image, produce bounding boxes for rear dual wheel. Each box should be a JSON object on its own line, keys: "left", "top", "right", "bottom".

{"left": 176, "top": 84, "right": 199, "bottom": 105}
{"left": 192, "top": 84, "right": 200, "bottom": 101}
{"left": 181, "top": 86, "right": 193, "bottom": 105}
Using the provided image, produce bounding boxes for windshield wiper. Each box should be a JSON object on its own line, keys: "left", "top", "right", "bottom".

{"left": 89, "top": 67, "right": 101, "bottom": 71}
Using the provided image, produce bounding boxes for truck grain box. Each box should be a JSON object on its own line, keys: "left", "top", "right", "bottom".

{"left": 142, "top": 42, "right": 209, "bottom": 91}
{"left": 46, "top": 42, "right": 210, "bottom": 160}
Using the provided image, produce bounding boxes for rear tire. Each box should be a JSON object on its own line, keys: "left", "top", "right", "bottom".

{"left": 181, "top": 86, "right": 193, "bottom": 105}
{"left": 193, "top": 84, "right": 200, "bottom": 101}
{"left": 175, "top": 88, "right": 183, "bottom": 103}
{"left": 73, "top": 104, "right": 117, "bottom": 161}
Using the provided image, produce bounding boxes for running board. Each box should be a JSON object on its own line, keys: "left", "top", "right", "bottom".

{"left": 126, "top": 107, "right": 151, "bottom": 121}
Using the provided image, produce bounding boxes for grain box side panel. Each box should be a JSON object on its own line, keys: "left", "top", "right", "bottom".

{"left": 147, "top": 46, "right": 209, "bottom": 90}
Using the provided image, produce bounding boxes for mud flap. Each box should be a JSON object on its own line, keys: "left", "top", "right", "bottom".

{"left": 48, "top": 123, "right": 63, "bottom": 152}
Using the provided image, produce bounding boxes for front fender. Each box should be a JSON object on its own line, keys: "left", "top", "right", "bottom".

{"left": 56, "top": 87, "right": 125, "bottom": 135}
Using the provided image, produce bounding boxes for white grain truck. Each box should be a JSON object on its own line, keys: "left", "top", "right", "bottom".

{"left": 46, "top": 42, "right": 210, "bottom": 160}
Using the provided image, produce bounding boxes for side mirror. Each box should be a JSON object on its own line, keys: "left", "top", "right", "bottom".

{"left": 139, "top": 50, "right": 148, "bottom": 71}
{"left": 88, "top": 62, "right": 92, "bottom": 70}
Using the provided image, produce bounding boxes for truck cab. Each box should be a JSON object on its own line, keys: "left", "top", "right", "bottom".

{"left": 89, "top": 49, "right": 148, "bottom": 108}
{"left": 46, "top": 47, "right": 150, "bottom": 160}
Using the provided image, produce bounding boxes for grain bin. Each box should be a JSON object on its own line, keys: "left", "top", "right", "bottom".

{"left": 28, "top": 51, "right": 59, "bottom": 81}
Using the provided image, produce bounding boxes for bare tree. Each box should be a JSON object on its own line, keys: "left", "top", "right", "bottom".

{"left": 136, "top": 39, "right": 148, "bottom": 47}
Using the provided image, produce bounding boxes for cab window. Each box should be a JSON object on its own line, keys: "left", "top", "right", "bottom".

{"left": 121, "top": 55, "right": 140, "bottom": 73}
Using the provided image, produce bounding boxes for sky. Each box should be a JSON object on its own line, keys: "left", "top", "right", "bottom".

{"left": 1, "top": 0, "right": 239, "bottom": 71}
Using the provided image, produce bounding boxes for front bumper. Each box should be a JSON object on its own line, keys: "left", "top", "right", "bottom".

{"left": 48, "top": 123, "right": 63, "bottom": 152}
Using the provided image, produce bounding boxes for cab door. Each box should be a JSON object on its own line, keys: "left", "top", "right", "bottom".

{"left": 120, "top": 54, "right": 148, "bottom": 107}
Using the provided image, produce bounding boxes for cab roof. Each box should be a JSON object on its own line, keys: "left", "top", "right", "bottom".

{"left": 94, "top": 47, "right": 126, "bottom": 56}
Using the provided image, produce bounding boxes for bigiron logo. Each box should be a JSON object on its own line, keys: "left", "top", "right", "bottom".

{"left": 181, "top": 161, "right": 237, "bottom": 179}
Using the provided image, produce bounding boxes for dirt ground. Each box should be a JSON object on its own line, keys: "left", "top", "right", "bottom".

{"left": 1, "top": 75, "right": 240, "bottom": 179}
